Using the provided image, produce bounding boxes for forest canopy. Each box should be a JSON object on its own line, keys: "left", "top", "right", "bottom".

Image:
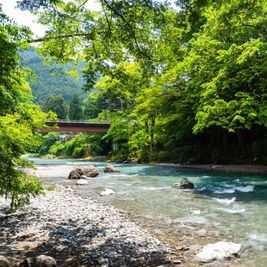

{"left": 19, "top": 0, "right": 266, "bottom": 164}
{"left": 1, "top": 0, "right": 266, "bottom": 210}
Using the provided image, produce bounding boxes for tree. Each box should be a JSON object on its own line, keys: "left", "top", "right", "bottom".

{"left": 69, "top": 94, "right": 83, "bottom": 120}
{"left": 0, "top": 8, "right": 52, "bottom": 209}
{"left": 159, "top": 0, "right": 267, "bottom": 162}
{"left": 18, "top": 0, "right": 267, "bottom": 164}
{"left": 43, "top": 94, "right": 68, "bottom": 119}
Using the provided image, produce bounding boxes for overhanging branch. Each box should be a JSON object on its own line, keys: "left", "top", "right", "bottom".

{"left": 101, "top": 0, "right": 151, "bottom": 59}
{"left": 27, "top": 33, "right": 93, "bottom": 43}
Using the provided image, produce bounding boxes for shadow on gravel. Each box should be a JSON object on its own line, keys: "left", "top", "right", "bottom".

{"left": 0, "top": 217, "right": 166, "bottom": 267}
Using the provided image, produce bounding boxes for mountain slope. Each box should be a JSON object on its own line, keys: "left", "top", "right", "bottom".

{"left": 21, "top": 49, "right": 87, "bottom": 104}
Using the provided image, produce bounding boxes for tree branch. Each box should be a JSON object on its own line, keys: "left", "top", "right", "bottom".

{"left": 101, "top": 0, "right": 150, "bottom": 59}
{"left": 77, "top": 0, "right": 90, "bottom": 11}
{"left": 27, "top": 33, "right": 93, "bottom": 43}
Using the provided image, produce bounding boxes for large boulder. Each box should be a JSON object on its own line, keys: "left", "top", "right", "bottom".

{"left": 82, "top": 166, "right": 99, "bottom": 177}
{"left": 195, "top": 242, "right": 243, "bottom": 263}
{"left": 0, "top": 256, "right": 10, "bottom": 267}
{"left": 104, "top": 165, "right": 120, "bottom": 173}
{"left": 178, "top": 177, "right": 194, "bottom": 189}
{"left": 19, "top": 255, "right": 57, "bottom": 267}
{"left": 68, "top": 166, "right": 98, "bottom": 179}
{"left": 68, "top": 168, "right": 83, "bottom": 179}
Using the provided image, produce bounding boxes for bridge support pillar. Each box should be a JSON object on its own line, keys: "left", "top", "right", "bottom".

{"left": 112, "top": 140, "right": 118, "bottom": 151}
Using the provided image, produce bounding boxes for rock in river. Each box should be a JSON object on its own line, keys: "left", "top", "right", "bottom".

{"left": 100, "top": 188, "right": 115, "bottom": 196}
{"left": 104, "top": 165, "right": 120, "bottom": 173}
{"left": 195, "top": 241, "right": 243, "bottom": 263}
{"left": 173, "top": 177, "right": 194, "bottom": 189}
{"left": 68, "top": 166, "right": 99, "bottom": 179}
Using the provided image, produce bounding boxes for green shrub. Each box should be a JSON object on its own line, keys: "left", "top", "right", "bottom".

{"left": 49, "top": 142, "right": 65, "bottom": 156}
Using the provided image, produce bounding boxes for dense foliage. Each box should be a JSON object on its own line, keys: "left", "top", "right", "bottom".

{"left": 69, "top": 94, "right": 84, "bottom": 120}
{"left": 0, "top": 9, "right": 54, "bottom": 209}
{"left": 43, "top": 94, "right": 69, "bottom": 119}
{"left": 19, "top": 0, "right": 267, "bottom": 164}
{"left": 21, "top": 49, "right": 87, "bottom": 104}
{"left": 38, "top": 132, "right": 111, "bottom": 158}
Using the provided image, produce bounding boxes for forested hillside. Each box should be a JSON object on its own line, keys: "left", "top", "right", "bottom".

{"left": 21, "top": 49, "right": 87, "bottom": 104}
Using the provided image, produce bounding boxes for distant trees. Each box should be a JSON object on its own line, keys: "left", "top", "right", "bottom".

{"left": 21, "top": 49, "right": 87, "bottom": 104}
{"left": 69, "top": 94, "right": 83, "bottom": 120}
{"left": 42, "top": 94, "right": 84, "bottom": 120}
{"left": 43, "top": 95, "right": 68, "bottom": 119}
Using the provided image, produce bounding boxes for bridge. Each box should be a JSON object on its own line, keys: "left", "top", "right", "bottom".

{"left": 42, "top": 120, "right": 110, "bottom": 133}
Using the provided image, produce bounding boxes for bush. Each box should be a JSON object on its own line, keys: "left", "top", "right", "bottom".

{"left": 37, "top": 133, "right": 60, "bottom": 155}
{"left": 49, "top": 142, "right": 65, "bottom": 156}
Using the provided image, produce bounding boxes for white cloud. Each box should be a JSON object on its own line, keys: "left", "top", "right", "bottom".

{"left": 0, "top": 0, "right": 102, "bottom": 37}
{"left": 0, "top": 0, "right": 46, "bottom": 37}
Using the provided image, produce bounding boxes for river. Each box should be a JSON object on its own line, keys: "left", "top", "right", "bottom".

{"left": 28, "top": 158, "right": 267, "bottom": 267}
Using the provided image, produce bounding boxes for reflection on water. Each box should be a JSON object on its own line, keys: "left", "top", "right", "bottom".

{"left": 29, "top": 158, "right": 267, "bottom": 267}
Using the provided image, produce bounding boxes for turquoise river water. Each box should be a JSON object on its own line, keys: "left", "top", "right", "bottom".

{"left": 29, "top": 158, "right": 267, "bottom": 267}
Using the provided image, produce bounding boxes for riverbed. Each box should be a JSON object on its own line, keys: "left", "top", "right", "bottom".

{"left": 28, "top": 158, "right": 267, "bottom": 266}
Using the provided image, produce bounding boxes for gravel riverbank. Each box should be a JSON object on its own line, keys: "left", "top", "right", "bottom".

{"left": 0, "top": 186, "right": 169, "bottom": 266}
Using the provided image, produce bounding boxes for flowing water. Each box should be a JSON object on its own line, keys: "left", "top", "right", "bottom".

{"left": 29, "top": 158, "right": 267, "bottom": 266}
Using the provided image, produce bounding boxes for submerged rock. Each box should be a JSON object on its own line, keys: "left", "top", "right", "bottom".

{"left": 104, "top": 165, "right": 120, "bottom": 173}
{"left": 68, "top": 166, "right": 99, "bottom": 179}
{"left": 100, "top": 188, "right": 115, "bottom": 196}
{"left": 195, "top": 241, "right": 243, "bottom": 263}
{"left": 173, "top": 177, "right": 194, "bottom": 189}
{"left": 19, "top": 255, "right": 57, "bottom": 267}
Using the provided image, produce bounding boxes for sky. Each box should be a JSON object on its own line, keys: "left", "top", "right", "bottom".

{"left": 1, "top": 0, "right": 46, "bottom": 37}
{"left": 0, "top": 0, "right": 101, "bottom": 37}
{"left": 1, "top": 0, "right": 179, "bottom": 37}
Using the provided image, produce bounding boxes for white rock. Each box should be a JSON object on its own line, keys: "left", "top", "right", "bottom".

{"left": 76, "top": 179, "right": 89, "bottom": 185}
{"left": 195, "top": 241, "right": 243, "bottom": 263}
{"left": 100, "top": 188, "right": 115, "bottom": 196}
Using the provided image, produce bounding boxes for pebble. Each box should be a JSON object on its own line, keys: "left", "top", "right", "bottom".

{"left": 0, "top": 186, "right": 167, "bottom": 266}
